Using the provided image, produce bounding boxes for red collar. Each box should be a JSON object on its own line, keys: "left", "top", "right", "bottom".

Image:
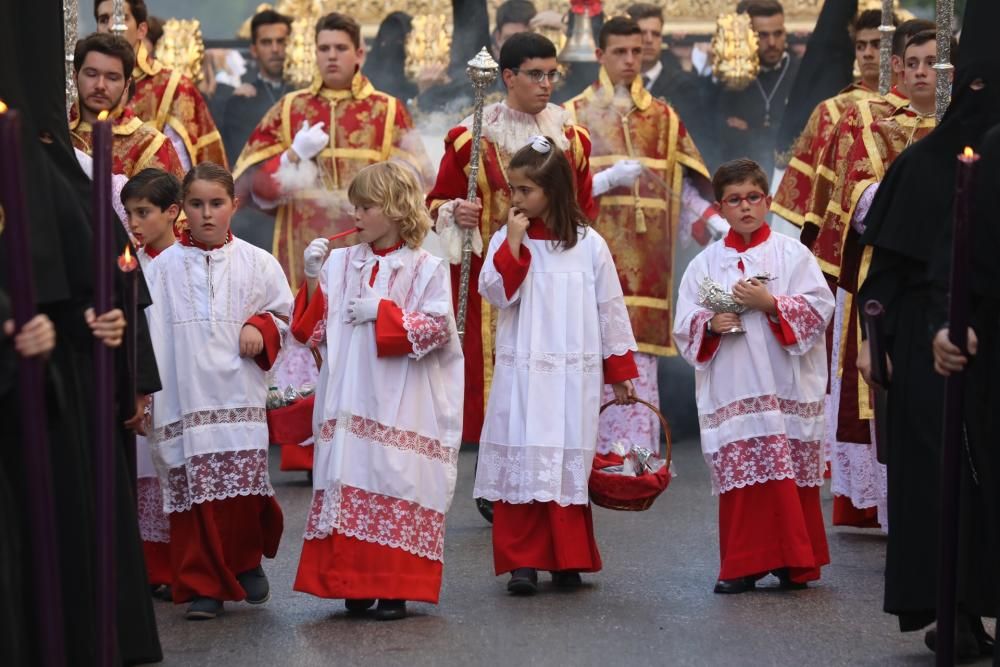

{"left": 526, "top": 218, "right": 556, "bottom": 240}
{"left": 371, "top": 239, "right": 406, "bottom": 256}
{"left": 143, "top": 243, "right": 172, "bottom": 259}
{"left": 724, "top": 223, "right": 771, "bottom": 252}
{"left": 180, "top": 229, "right": 233, "bottom": 250}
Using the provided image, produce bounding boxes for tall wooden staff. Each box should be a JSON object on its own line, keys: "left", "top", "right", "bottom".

{"left": 935, "top": 147, "right": 978, "bottom": 666}
{"left": 877, "top": 0, "right": 895, "bottom": 95}
{"left": 456, "top": 48, "right": 499, "bottom": 342}
{"left": 934, "top": 0, "right": 955, "bottom": 121}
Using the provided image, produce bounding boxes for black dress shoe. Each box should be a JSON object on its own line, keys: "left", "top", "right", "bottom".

{"left": 924, "top": 615, "right": 995, "bottom": 660}
{"left": 552, "top": 571, "right": 583, "bottom": 589}
{"left": 507, "top": 568, "right": 538, "bottom": 595}
{"left": 771, "top": 568, "right": 808, "bottom": 590}
{"left": 713, "top": 577, "right": 756, "bottom": 594}
{"left": 373, "top": 599, "right": 407, "bottom": 621}
{"left": 344, "top": 598, "right": 376, "bottom": 613}
{"left": 185, "top": 597, "right": 223, "bottom": 620}
{"left": 236, "top": 565, "right": 270, "bottom": 604}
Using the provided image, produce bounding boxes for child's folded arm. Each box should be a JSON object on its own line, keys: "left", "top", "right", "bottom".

{"left": 243, "top": 312, "right": 284, "bottom": 370}
{"left": 479, "top": 230, "right": 530, "bottom": 308}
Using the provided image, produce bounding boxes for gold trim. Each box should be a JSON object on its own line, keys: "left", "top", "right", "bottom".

{"left": 624, "top": 295, "right": 670, "bottom": 309}
{"left": 381, "top": 96, "right": 397, "bottom": 158}
{"left": 318, "top": 147, "right": 384, "bottom": 161}
{"left": 477, "top": 143, "right": 494, "bottom": 410}
{"left": 837, "top": 292, "right": 853, "bottom": 378}
{"left": 452, "top": 130, "right": 473, "bottom": 154}
{"left": 816, "top": 164, "right": 837, "bottom": 184}
{"left": 675, "top": 151, "right": 709, "bottom": 179}
{"left": 816, "top": 254, "right": 841, "bottom": 278}
{"left": 590, "top": 155, "right": 669, "bottom": 169}
{"left": 600, "top": 196, "right": 668, "bottom": 209}
{"left": 133, "top": 41, "right": 163, "bottom": 79}
{"left": 859, "top": 101, "right": 884, "bottom": 181}
{"left": 135, "top": 132, "right": 168, "bottom": 172}
{"left": 194, "top": 128, "right": 222, "bottom": 150}
{"left": 770, "top": 201, "right": 806, "bottom": 227}
{"left": 155, "top": 69, "right": 183, "bottom": 132}
{"left": 233, "top": 145, "right": 285, "bottom": 180}
{"left": 166, "top": 116, "right": 196, "bottom": 165}
{"left": 637, "top": 342, "right": 677, "bottom": 357}
{"left": 787, "top": 156, "right": 815, "bottom": 180}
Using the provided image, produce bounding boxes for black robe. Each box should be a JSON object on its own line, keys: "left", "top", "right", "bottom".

{"left": 0, "top": 1, "right": 163, "bottom": 663}
{"left": 858, "top": 53, "right": 1000, "bottom": 631}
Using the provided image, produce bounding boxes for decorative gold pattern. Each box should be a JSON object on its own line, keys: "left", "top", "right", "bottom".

{"left": 712, "top": 13, "right": 759, "bottom": 91}
{"left": 158, "top": 19, "right": 206, "bottom": 84}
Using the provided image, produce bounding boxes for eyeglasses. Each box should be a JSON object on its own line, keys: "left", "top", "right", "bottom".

{"left": 512, "top": 68, "right": 563, "bottom": 84}
{"left": 721, "top": 192, "right": 767, "bottom": 208}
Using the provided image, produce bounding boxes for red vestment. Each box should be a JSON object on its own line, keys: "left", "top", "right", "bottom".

{"left": 68, "top": 104, "right": 185, "bottom": 180}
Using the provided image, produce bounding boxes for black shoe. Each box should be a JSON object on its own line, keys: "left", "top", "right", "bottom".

{"left": 924, "top": 616, "right": 995, "bottom": 661}
{"left": 185, "top": 597, "right": 223, "bottom": 620}
{"left": 344, "top": 598, "right": 376, "bottom": 614}
{"left": 771, "top": 568, "right": 808, "bottom": 590}
{"left": 713, "top": 577, "right": 756, "bottom": 594}
{"left": 373, "top": 599, "right": 407, "bottom": 621}
{"left": 237, "top": 565, "right": 270, "bottom": 604}
{"left": 552, "top": 571, "right": 583, "bottom": 589}
{"left": 151, "top": 584, "right": 172, "bottom": 601}
{"left": 507, "top": 568, "right": 538, "bottom": 595}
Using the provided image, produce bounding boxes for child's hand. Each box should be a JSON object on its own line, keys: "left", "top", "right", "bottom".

{"left": 85, "top": 307, "right": 126, "bottom": 348}
{"left": 709, "top": 312, "right": 742, "bottom": 334}
{"left": 731, "top": 278, "right": 776, "bottom": 315}
{"left": 506, "top": 207, "right": 530, "bottom": 250}
{"left": 123, "top": 394, "right": 151, "bottom": 435}
{"left": 612, "top": 379, "right": 637, "bottom": 405}
{"left": 4, "top": 314, "right": 56, "bottom": 359}
{"left": 239, "top": 324, "right": 264, "bottom": 358}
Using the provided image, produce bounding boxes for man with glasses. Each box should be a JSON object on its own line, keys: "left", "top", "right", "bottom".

{"left": 427, "top": 32, "right": 618, "bottom": 445}
{"left": 565, "top": 16, "right": 726, "bottom": 456}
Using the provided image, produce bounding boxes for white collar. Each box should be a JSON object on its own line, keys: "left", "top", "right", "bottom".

{"left": 643, "top": 60, "right": 663, "bottom": 86}
{"left": 462, "top": 101, "right": 571, "bottom": 156}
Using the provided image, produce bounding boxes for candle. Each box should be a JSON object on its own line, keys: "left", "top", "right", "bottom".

{"left": 118, "top": 244, "right": 139, "bottom": 494}
{"left": 935, "top": 145, "right": 979, "bottom": 665}
{"left": 0, "top": 102, "right": 66, "bottom": 665}
{"left": 327, "top": 226, "right": 361, "bottom": 242}
{"left": 91, "top": 108, "right": 118, "bottom": 666}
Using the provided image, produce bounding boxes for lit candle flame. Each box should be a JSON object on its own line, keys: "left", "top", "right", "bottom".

{"left": 963, "top": 146, "right": 974, "bottom": 159}
{"left": 0, "top": 100, "right": 7, "bottom": 114}
{"left": 124, "top": 244, "right": 132, "bottom": 263}
{"left": 97, "top": 110, "right": 110, "bottom": 121}
{"left": 117, "top": 244, "right": 138, "bottom": 271}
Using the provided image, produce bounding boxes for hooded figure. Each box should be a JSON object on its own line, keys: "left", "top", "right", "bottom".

{"left": 857, "top": 0, "right": 1000, "bottom": 656}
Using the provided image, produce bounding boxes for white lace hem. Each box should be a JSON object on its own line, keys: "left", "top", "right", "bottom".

{"left": 473, "top": 441, "right": 592, "bottom": 506}
{"left": 495, "top": 345, "right": 602, "bottom": 375}
{"left": 707, "top": 435, "right": 824, "bottom": 495}
{"left": 162, "top": 448, "right": 275, "bottom": 514}
{"left": 137, "top": 477, "right": 170, "bottom": 543}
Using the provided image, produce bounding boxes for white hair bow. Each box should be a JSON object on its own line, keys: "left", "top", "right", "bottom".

{"left": 529, "top": 135, "right": 552, "bottom": 154}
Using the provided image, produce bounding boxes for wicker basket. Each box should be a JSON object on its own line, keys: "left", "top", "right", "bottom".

{"left": 589, "top": 399, "right": 673, "bottom": 511}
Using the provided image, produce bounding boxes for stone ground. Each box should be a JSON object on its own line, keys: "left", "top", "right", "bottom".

{"left": 151, "top": 439, "right": 995, "bottom": 667}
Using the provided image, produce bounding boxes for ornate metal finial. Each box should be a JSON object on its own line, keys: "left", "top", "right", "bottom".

{"left": 712, "top": 13, "right": 760, "bottom": 91}
{"left": 466, "top": 48, "right": 500, "bottom": 89}
{"left": 877, "top": 0, "right": 896, "bottom": 95}
{"left": 111, "top": 0, "right": 127, "bottom": 37}
{"left": 933, "top": 0, "right": 954, "bottom": 122}
{"left": 63, "top": 0, "right": 79, "bottom": 112}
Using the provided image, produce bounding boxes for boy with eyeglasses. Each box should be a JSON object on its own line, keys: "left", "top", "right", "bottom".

{"left": 673, "top": 159, "right": 834, "bottom": 595}
{"left": 427, "top": 32, "right": 635, "bottom": 445}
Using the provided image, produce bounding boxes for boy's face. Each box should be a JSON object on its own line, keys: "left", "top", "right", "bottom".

{"left": 596, "top": 33, "right": 643, "bottom": 87}
{"left": 503, "top": 56, "right": 559, "bottom": 114}
{"left": 124, "top": 196, "right": 178, "bottom": 247}
{"left": 316, "top": 29, "right": 363, "bottom": 90}
{"left": 716, "top": 180, "right": 770, "bottom": 236}
{"left": 353, "top": 203, "right": 397, "bottom": 248}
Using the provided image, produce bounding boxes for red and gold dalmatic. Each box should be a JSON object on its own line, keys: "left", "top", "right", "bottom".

{"left": 128, "top": 42, "right": 227, "bottom": 168}
{"left": 233, "top": 73, "right": 420, "bottom": 291}
{"left": 68, "top": 103, "right": 185, "bottom": 180}
{"left": 426, "top": 102, "right": 597, "bottom": 443}
{"left": 772, "top": 82, "right": 877, "bottom": 227}
{"left": 565, "top": 71, "right": 712, "bottom": 357}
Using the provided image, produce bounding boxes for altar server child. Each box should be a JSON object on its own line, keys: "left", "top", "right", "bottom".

{"left": 672, "top": 158, "right": 835, "bottom": 594}
{"left": 120, "top": 168, "right": 181, "bottom": 599}
{"left": 473, "top": 136, "right": 639, "bottom": 596}
{"left": 291, "top": 161, "right": 464, "bottom": 621}
{"left": 145, "top": 162, "right": 291, "bottom": 620}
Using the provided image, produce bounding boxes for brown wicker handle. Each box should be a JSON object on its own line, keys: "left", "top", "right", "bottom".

{"left": 599, "top": 398, "right": 673, "bottom": 471}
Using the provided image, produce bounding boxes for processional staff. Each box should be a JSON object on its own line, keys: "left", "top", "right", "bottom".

{"left": 877, "top": 0, "right": 895, "bottom": 95}
{"left": 457, "top": 48, "right": 499, "bottom": 343}
{"left": 933, "top": 0, "right": 955, "bottom": 121}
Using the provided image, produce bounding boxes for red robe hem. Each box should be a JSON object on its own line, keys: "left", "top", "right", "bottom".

{"left": 492, "top": 501, "right": 602, "bottom": 576}
{"left": 294, "top": 532, "right": 443, "bottom": 603}
{"left": 143, "top": 540, "right": 172, "bottom": 587}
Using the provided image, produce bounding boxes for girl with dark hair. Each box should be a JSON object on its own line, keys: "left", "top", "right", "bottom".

{"left": 473, "top": 136, "right": 639, "bottom": 596}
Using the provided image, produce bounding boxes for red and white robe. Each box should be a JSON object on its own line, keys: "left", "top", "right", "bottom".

{"left": 673, "top": 225, "right": 834, "bottom": 583}
{"left": 145, "top": 232, "right": 291, "bottom": 603}
{"left": 474, "top": 221, "right": 638, "bottom": 575}
{"left": 291, "top": 241, "right": 463, "bottom": 603}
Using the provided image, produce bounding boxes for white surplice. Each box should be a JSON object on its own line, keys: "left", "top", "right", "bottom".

{"left": 301, "top": 244, "right": 464, "bottom": 563}
{"left": 473, "top": 227, "right": 638, "bottom": 506}
{"left": 672, "top": 230, "right": 834, "bottom": 495}
{"left": 145, "top": 237, "right": 292, "bottom": 513}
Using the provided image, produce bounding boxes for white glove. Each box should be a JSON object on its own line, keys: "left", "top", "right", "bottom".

{"left": 592, "top": 159, "right": 643, "bottom": 196}
{"left": 707, "top": 214, "right": 730, "bottom": 239}
{"left": 290, "top": 120, "right": 328, "bottom": 162}
{"left": 344, "top": 297, "right": 381, "bottom": 325}
{"left": 303, "top": 237, "right": 329, "bottom": 279}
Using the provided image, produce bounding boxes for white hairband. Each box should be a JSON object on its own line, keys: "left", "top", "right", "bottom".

{"left": 529, "top": 136, "right": 552, "bottom": 154}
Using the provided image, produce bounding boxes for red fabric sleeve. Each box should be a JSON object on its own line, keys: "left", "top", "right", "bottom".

{"left": 690, "top": 203, "right": 721, "bottom": 246}
{"left": 767, "top": 311, "right": 798, "bottom": 346}
{"left": 493, "top": 240, "right": 532, "bottom": 299}
{"left": 697, "top": 324, "right": 723, "bottom": 363}
{"left": 375, "top": 299, "right": 414, "bottom": 357}
{"left": 245, "top": 313, "right": 282, "bottom": 370}
{"left": 603, "top": 350, "right": 639, "bottom": 384}
{"left": 251, "top": 153, "right": 284, "bottom": 203}
{"left": 426, "top": 127, "right": 475, "bottom": 215}
{"left": 290, "top": 283, "right": 325, "bottom": 344}
{"left": 570, "top": 127, "right": 599, "bottom": 221}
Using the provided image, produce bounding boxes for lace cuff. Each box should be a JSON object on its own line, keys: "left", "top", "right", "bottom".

{"left": 403, "top": 311, "right": 450, "bottom": 360}
{"left": 597, "top": 297, "right": 638, "bottom": 359}
{"left": 435, "top": 199, "right": 483, "bottom": 264}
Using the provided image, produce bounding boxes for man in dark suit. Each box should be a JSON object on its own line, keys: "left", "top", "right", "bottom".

{"left": 223, "top": 9, "right": 292, "bottom": 250}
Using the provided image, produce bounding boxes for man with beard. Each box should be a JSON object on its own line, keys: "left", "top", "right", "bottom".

{"left": 69, "top": 32, "right": 184, "bottom": 180}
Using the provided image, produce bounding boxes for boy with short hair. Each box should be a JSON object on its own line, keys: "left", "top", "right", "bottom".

{"left": 673, "top": 159, "right": 834, "bottom": 594}
{"left": 120, "top": 167, "right": 182, "bottom": 597}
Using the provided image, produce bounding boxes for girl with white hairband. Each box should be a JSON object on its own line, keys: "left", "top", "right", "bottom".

{"left": 474, "top": 136, "right": 640, "bottom": 596}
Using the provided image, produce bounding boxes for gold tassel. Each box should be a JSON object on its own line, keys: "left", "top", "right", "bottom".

{"left": 635, "top": 203, "right": 647, "bottom": 233}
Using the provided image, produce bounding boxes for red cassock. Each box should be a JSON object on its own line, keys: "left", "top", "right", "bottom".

{"left": 426, "top": 123, "right": 598, "bottom": 442}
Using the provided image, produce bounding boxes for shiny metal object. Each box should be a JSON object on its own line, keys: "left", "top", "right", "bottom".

{"left": 559, "top": 11, "right": 597, "bottom": 63}
{"left": 111, "top": 0, "right": 126, "bottom": 37}
{"left": 711, "top": 13, "right": 760, "bottom": 91}
{"left": 699, "top": 277, "right": 747, "bottom": 334}
{"left": 933, "top": 0, "right": 954, "bottom": 122}
{"left": 64, "top": 0, "right": 79, "bottom": 112}
{"left": 878, "top": 0, "right": 895, "bottom": 95}
{"left": 456, "top": 48, "right": 499, "bottom": 343}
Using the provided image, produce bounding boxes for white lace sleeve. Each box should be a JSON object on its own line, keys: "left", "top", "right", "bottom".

{"left": 593, "top": 235, "right": 637, "bottom": 358}
{"left": 435, "top": 199, "right": 483, "bottom": 264}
